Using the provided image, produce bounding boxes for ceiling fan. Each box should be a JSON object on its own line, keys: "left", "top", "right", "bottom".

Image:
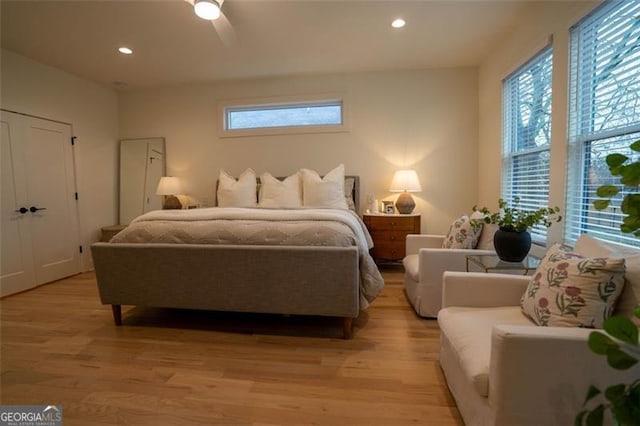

{"left": 184, "top": 0, "right": 237, "bottom": 47}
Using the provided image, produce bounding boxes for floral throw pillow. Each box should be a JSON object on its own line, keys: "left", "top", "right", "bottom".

{"left": 521, "top": 244, "right": 626, "bottom": 328}
{"left": 442, "top": 215, "right": 482, "bottom": 249}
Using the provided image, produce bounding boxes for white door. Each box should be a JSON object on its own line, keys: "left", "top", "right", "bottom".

{"left": 0, "top": 111, "right": 81, "bottom": 296}
{"left": 1, "top": 115, "right": 36, "bottom": 295}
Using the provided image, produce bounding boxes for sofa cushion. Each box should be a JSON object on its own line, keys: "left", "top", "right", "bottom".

{"left": 438, "top": 306, "right": 534, "bottom": 397}
{"left": 403, "top": 254, "right": 419, "bottom": 282}
{"left": 442, "top": 215, "right": 482, "bottom": 249}
{"left": 521, "top": 243, "right": 626, "bottom": 328}
{"left": 575, "top": 234, "right": 640, "bottom": 326}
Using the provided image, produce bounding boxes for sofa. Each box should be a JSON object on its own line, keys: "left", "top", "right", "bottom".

{"left": 403, "top": 217, "right": 497, "bottom": 317}
{"left": 437, "top": 235, "right": 640, "bottom": 425}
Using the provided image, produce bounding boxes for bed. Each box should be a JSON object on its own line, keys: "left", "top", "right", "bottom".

{"left": 91, "top": 175, "right": 384, "bottom": 339}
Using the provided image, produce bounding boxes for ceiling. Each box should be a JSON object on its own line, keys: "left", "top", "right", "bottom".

{"left": 1, "top": 0, "right": 536, "bottom": 91}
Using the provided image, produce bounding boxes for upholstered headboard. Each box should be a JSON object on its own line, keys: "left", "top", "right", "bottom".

{"left": 215, "top": 175, "right": 360, "bottom": 212}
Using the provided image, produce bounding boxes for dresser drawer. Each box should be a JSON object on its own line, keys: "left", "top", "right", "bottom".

{"left": 363, "top": 214, "right": 421, "bottom": 262}
{"left": 365, "top": 215, "right": 417, "bottom": 231}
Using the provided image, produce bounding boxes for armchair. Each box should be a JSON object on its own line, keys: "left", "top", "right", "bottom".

{"left": 437, "top": 234, "right": 640, "bottom": 425}
{"left": 403, "top": 233, "right": 495, "bottom": 317}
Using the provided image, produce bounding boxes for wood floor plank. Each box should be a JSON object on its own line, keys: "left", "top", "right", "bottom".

{"left": 1, "top": 268, "right": 463, "bottom": 425}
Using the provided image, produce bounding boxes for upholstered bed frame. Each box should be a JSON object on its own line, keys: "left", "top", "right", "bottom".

{"left": 91, "top": 176, "right": 362, "bottom": 339}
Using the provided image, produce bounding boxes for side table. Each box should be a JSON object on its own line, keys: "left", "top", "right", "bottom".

{"left": 466, "top": 254, "right": 539, "bottom": 275}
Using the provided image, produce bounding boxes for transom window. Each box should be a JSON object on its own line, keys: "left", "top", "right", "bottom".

{"left": 566, "top": 1, "right": 640, "bottom": 247}
{"left": 502, "top": 46, "right": 553, "bottom": 243}
{"left": 219, "top": 95, "right": 348, "bottom": 137}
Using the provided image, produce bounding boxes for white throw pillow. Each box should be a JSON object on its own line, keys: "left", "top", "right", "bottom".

{"left": 300, "top": 164, "right": 349, "bottom": 209}
{"left": 217, "top": 168, "right": 257, "bottom": 207}
{"left": 442, "top": 215, "right": 483, "bottom": 249}
{"left": 258, "top": 172, "right": 302, "bottom": 208}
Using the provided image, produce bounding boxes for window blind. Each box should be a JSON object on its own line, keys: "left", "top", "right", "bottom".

{"left": 502, "top": 47, "right": 553, "bottom": 242}
{"left": 566, "top": 1, "right": 640, "bottom": 247}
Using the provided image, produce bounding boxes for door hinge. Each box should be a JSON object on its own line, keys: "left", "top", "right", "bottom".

{"left": 79, "top": 245, "right": 83, "bottom": 254}
{"left": 75, "top": 192, "right": 78, "bottom": 201}
{"left": 71, "top": 136, "right": 77, "bottom": 146}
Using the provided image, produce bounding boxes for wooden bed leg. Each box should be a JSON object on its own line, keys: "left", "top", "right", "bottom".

{"left": 343, "top": 317, "right": 353, "bottom": 339}
{"left": 111, "top": 304, "right": 122, "bottom": 326}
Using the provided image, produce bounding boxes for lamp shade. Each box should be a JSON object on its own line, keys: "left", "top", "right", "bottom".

{"left": 156, "top": 176, "right": 183, "bottom": 195}
{"left": 389, "top": 170, "right": 422, "bottom": 193}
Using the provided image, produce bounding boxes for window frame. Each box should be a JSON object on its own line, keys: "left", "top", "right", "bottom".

{"left": 501, "top": 45, "right": 554, "bottom": 244}
{"left": 218, "top": 93, "right": 350, "bottom": 138}
{"left": 565, "top": 0, "right": 640, "bottom": 248}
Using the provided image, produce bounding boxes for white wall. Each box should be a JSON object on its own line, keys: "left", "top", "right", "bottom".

{"left": 477, "top": 1, "right": 599, "bottom": 248}
{"left": 119, "top": 68, "right": 478, "bottom": 234}
{"left": 1, "top": 48, "right": 120, "bottom": 270}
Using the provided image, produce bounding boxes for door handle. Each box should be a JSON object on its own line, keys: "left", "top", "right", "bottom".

{"left": 29, "top": 206, "right": 47, "bottom": 213}
{"left": 15, "top": 207, "right": 28, "bottom": 214}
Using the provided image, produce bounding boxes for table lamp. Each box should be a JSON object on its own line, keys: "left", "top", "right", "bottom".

{"left": 390, "top": 169, "right": 421, "bottom": 214}
{"left": 156, "top": 176, "right": 183, "bottom": 209}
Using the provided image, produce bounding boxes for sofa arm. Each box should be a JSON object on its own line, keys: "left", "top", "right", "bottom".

{"left": 489, "top": 325, "right": 640, "bottom": 425}
{"left": 417, "top": 248, "right": 496, "bottom": 285}
{"left": 406, "top": 234, "right": 444, "bottom": 255}
{"left": 442, "top": 272, "right": 530, "bottom": 308}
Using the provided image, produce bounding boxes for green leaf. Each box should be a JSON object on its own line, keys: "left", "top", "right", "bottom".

{"left": 584, "top": 385, "right": 602, "bottom": 404}
{"left": 585, "top": 404, "right": 604, "bottom": 426}
{"left": 596, "top": 185, "right": 620, "bottom": 197}
{"left": 594, "top": 200, "right": 611, "bottom": 211}
{"left": 630, "top": 139, "right": 640, "bottom": 152}
{"left": 603, "top": 315, "right": 639, "bottom": 345}
{"left": 605, "top": 383, "right": 627, "bottom": 405}
{"left": 607, "top": 153, "right": 629, "bottom": 168}
{"left": 589, "top": 331, "right": 616, "bottom": 354}
{"left": 620, "top": 163, "right": 640, "bottom": 187}
{"left": 575, "top": 410, "right": 587, "bottom": 426}
{"left": 634, "top": 306, "right": 640, "bottom": 319}
{"left": 607, "top": 346, "right": 639, "bottom": 370}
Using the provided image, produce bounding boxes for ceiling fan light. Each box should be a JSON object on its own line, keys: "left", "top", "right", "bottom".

{"left": 194, "top": 0, "right": 221, "bottom": 20}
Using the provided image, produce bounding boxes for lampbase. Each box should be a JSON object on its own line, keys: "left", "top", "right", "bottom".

{"left": 163, "top": 195, "right": 182, "bottom": 209}
{"left": 395, "top": 192, "right": 415, "bottom": 214}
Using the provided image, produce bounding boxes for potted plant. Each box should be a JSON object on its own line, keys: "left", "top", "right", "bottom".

{"left": 472, "top": 197, "right": 561, "bottom": 262}
{"left": 577, "top": 139, "right": 640, "bottom": 426}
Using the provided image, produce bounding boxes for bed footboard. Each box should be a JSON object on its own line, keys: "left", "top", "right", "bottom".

{"left": 91, "top": 243, "right": 360, "bottom": 338}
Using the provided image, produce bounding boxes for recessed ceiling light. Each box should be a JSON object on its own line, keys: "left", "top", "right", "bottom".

{"left": 118, "top": 47, "right": 133, "bottom": 55}
{"left": 391, "top": 18, "right": 406, "bottom": 29}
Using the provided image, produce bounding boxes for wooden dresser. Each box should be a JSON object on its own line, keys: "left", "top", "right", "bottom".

{"left": 363, "top": 214, "right": 421, "bottom": 262}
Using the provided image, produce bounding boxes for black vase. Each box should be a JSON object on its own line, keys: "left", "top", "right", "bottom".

{"left": 493, "top": 228, "right": 532, "bottom": 262}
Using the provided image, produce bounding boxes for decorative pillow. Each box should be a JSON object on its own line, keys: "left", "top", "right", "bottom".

{"left": 258, "top": 172, "right": 302, "bottom": 208}
{"left": 344, "top": 177, "right": 356, "bottom": 211}
{"left": 300, "top": 164, "right": 349, "bottom": 209}
{"left": 217, "top": 168, "right": 257, "bottom": 207}
{"left": 521, "top": 244, "right": 626, "bottom": 328}
{"left": 442, "top": 215, "right": 482, "bottom": 249}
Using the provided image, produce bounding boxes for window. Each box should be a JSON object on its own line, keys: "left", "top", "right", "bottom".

{"left": 566, "top": 1, "right": 640, "bottom": 247}
{"left": 218, "top": 94, "right": 348, "bottom": 137}
{"left": 502, "top": 46, "right": 553, "bottom": 243}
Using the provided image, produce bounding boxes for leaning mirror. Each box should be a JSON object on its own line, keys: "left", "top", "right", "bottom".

{"left": 119, "top": 138, "right": 165, "bottom": 224}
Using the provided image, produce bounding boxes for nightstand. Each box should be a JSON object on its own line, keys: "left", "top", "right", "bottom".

{"left": 363, "top": 213, "right": 421, "bottom": 262}
{"left": 100, "top": 224, "right": 127, "bottom": 242}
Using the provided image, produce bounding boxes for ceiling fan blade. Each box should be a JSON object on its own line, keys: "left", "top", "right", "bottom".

{"left": 211, "top": 13, "right": 237, "bottom": 48}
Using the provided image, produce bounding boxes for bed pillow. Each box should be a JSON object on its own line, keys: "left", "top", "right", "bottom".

{"left": 520, "top": 243, "right": 626, "bottom": 328}
{"left": 300, "top": 164, "right": 349, "bottom": 209}
{"left": 442, "top": 215, "right": 482, "bottom": 249}
{"left": 344, "top": 177, "right": 356, "bottom": 211}
{"left": 217, "top": 168, "right": 257, "bottom": 207}
{"left": 258, "top": 172, "right": 302, "bottom": 208}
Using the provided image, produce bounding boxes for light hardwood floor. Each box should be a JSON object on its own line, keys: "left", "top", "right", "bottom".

{"left": 1, "top": 267, "right": 463, "bottom": 425}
